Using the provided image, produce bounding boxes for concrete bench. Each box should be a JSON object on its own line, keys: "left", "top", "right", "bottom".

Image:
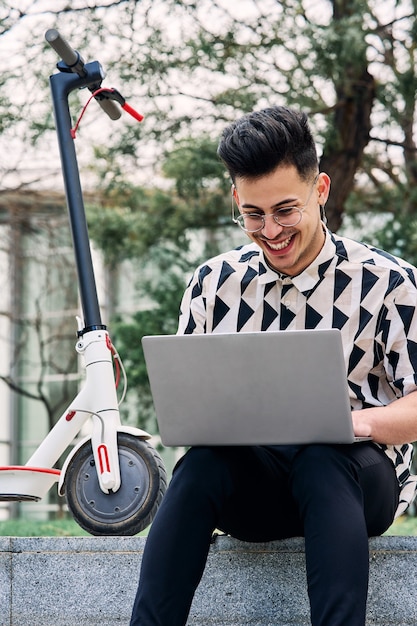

{"left": 0, "top": 535, "right": 416, "bottom": 625}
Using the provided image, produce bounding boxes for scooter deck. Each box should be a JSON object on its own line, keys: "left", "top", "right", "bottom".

{"left": 0, "top": 466, "right": 60, "bottom": 501}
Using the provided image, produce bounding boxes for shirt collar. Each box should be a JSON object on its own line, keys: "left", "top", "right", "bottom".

{"left": 257, "top": 228, "right": 337, "bottom": 291}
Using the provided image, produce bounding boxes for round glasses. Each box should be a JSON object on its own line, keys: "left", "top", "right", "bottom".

{"left": 234, "top": 207, "right": 305, "bottom": 233}
{"left": 232, "top": 175, "right": 319, "bottom": 234}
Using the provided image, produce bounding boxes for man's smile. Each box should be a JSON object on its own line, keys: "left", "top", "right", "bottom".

{"left": 264, "top": 234, "right": 294, "bottom": 251}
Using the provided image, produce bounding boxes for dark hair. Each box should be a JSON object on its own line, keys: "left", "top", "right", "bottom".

{"left": 217, "top": 106, "right": 318, "bottom": 183}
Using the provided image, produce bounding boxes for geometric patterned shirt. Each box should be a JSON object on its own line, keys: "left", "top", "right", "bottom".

{"left": 178, "top": 228, "right": 417, "bottom": 517}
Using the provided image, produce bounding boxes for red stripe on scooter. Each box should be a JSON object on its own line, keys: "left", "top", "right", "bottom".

{"left": 97, "top": 445, "right": 110, "bottom": 474}
{"left": 0, "top": 466, "right": 61, "bottom": 475}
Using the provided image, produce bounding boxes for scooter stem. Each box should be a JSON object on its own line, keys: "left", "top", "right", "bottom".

{"left": 49, "top": 63, "right": 106, "bottom": 330}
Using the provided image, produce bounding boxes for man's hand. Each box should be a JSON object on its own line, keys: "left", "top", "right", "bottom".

{"left": 352, "top": 410, "right": 373, "bottom": 439}
{"left": 352, "top": 391, "right": 417, "bottom": 445}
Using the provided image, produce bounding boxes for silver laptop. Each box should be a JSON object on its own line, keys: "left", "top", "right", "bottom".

{"left": 142, "top": 329, "right": 371, "bottom": 446}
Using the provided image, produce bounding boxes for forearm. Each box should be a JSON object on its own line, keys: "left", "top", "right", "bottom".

{"left": 352, "top": 391, "right": 417, "bottom": 445}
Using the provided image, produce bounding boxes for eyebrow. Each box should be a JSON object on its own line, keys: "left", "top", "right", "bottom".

{"left": 240, "top": 197, "right": 299, "bottom": 212}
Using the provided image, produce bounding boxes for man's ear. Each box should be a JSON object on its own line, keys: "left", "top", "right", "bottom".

{"left": 231, "top": 184, "right": 239, "bottom": 205}
{"left": 317, "top": 172, "right": 331, "bottom": 205}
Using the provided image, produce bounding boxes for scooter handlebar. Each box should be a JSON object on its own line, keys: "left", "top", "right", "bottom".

{"left": 92, "top": 93, "right": 122, "bottom": 121}
{"left": 45, "top": 28, "right": 122, "bottom": 121}
{"left": 45, "top": 29, "right": 85, "bottom": 75}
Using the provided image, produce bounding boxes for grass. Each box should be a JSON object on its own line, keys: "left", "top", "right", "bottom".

{"left": 0, "top": 514, "right": 416, "bottom": 537}
{"left": 383, "top": 514, "right": 417, "bottom": 536}
{"left": 0, "top": 516, "right": 151, "bottom": 537}
{"left": 0, "top": 517, "right": 91, "bottom": 537}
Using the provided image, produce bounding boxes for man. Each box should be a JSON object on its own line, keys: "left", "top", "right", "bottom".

{"left": 130, "top": 106, "right": 417, "bottom": 626}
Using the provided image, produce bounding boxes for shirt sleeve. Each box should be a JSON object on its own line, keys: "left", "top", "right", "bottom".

{"left": 381, "top": 279, "right": 417, "bottom": 398}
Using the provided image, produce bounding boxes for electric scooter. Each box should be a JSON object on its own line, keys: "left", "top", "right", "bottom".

{"left": 0, "top": 29, "right": 167, "bottom": 536}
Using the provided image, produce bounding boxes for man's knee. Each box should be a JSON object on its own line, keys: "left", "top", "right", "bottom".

{"left": 290, "top": 444, "right": 361, "bottom": 502}
{"left": 289, "top": 444, "right": 398, "bottom": 528}
{"left": 292, "top": 444, "right": 350, "bottom": 474}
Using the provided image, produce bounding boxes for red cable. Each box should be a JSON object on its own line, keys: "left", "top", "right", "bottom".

{"left": 106, "top": 336, "right": 121, "bottom": 389}
{"left": 113, "top": 354, "right": 121, "bottom": 389}
{"left": 71, "top": 88, "right": 115, "bottom": 138}
{"left": 71, "top": 88, "right": 143, "bottom": 138}
{"left": 71, "top": 89, "right": 100, "bottom": 138}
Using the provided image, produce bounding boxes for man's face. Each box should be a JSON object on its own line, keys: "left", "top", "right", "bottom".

{"left": 233, "top": 166, "right": 330, "bottom": 276}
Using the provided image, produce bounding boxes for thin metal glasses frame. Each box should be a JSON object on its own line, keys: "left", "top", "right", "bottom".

{"left": 231, "top": 174, "right": 319, "bottom": 233}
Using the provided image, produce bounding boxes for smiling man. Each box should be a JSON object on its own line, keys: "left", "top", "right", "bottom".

{"left": 232, "top": 167, "right": 326, "bottom": 276}
{"left": 130, "top": 106, "right": 417, "bottom": 626}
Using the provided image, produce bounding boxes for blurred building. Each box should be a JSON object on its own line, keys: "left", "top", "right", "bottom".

{"left": 0, "top": 190, "right": 169, "bottom": 521}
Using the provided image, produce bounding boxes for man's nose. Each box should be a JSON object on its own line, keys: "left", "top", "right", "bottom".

{"left": 261, "top": 214, "right": 284, "bottom": 238}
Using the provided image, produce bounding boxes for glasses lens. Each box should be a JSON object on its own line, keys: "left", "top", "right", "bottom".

{"left": 236, "top": 208, "right": 302, "bottom": 232}
{"left": 274, "top": 208, "right": 302, "bottom": 227}
{"left": 236, "top": 215, "right": 263, "bottom": 232}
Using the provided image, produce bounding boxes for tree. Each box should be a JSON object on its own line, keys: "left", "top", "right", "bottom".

{"left": 85, "top": 136, "right": 234, "bottom": 428}
{"left": 1, "top": 0, "right": 416, "bottom": 230}
{"left": 84, "top": 0, "right": 417, "bottom": 231}
{"left": 313, "top": 1, "right": 376, "bottom": 230}
{"left": 0, "top": 192, "right": 80, "bottom": 439}
{"left": 1, "top": 0, "right": 416, "bottom": 457}
{"left": 0, "top": 191, "right": 81, "bottom": 517}
{"left": 111, "top": 246, "right": 192, "bottom": 431}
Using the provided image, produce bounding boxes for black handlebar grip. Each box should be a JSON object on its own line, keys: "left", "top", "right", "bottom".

{"left": 45, "top": 28, "right": 85, "bottom": 76}
{"left": 93, "top": 96, "right": 122, "bottom": 120}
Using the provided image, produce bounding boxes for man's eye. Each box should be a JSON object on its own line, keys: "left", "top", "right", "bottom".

{"left": 277, "top": 207, "right": 296, "bottom": 216}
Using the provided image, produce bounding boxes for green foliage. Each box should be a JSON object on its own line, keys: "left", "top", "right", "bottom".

{"left": 360, "top": 214, "right": 417, "bottom": 267}
{"left": 162, "top": 135, "right": 227, "bottom": 199}
{"left": 384, "top": 514, "right": 417, "bottom": 536}
{"left": 87, "top": 187, "right": 189, "bottom": 268}
{"left": 87, "top": 134, "right": 233, "bottom": 429}
{"left": 3, "top": 0, "right": 417, "bottom": 431}
{"left": 87, "top": 135, "right": 230, "bottom": 270}
{"left": 2, "top": 0, "right": 416, "bottom": 228}
{"left": 0, "top": 517, "right": 90, "bottom": 537}
{"left": 0, "top": 516, "right": 148, "bottom": 536}
{"left": 112, "top": 246, "right": 195, "bottom": 430}
{"left": 0, "top": 511, "right": 414, "bottom": 536}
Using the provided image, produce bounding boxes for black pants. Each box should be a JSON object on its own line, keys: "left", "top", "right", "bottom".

{"left": 130, "top": 443, "right": 399, "bottom": 626}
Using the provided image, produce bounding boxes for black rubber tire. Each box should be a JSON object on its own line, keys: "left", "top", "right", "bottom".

{"left": 64, "top": 433, "right": 167, "bottom": 536}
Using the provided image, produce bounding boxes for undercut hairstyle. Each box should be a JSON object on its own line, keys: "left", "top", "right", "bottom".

{"left": 217, "top": 106, "right": 319, "bottom": 183}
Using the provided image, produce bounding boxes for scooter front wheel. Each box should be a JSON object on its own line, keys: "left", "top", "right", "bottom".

{"left": 64, "top": 433, "right": 167, "bottom": 536}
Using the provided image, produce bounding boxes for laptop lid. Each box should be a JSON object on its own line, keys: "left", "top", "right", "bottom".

{"left": 142, "top": 329, "right": 365, "bottom": 447}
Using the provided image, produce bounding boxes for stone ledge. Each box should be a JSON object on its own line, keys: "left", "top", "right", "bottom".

{"left": 0, "top": 535, "right": 416, "bottom": 625}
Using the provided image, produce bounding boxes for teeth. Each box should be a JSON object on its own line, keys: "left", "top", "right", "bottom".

{"left": 268, "top": 236, "right": 292, "bottom": 250}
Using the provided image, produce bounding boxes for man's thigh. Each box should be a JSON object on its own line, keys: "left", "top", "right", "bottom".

{"left": 215, "top": 445, "right": 304, "bottom": 542}
{"left": 338, "top": 442, "right": 399, "bottom": 534}
{"left": 291, "top": 442, "right": 399, "bottom": 536}
{"left": 217, "top": 442, "right": 399, "bottom": 541}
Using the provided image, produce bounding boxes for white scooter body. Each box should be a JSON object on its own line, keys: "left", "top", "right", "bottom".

{"left": 0, "top": 328, "right": 150, "bottom": 502}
